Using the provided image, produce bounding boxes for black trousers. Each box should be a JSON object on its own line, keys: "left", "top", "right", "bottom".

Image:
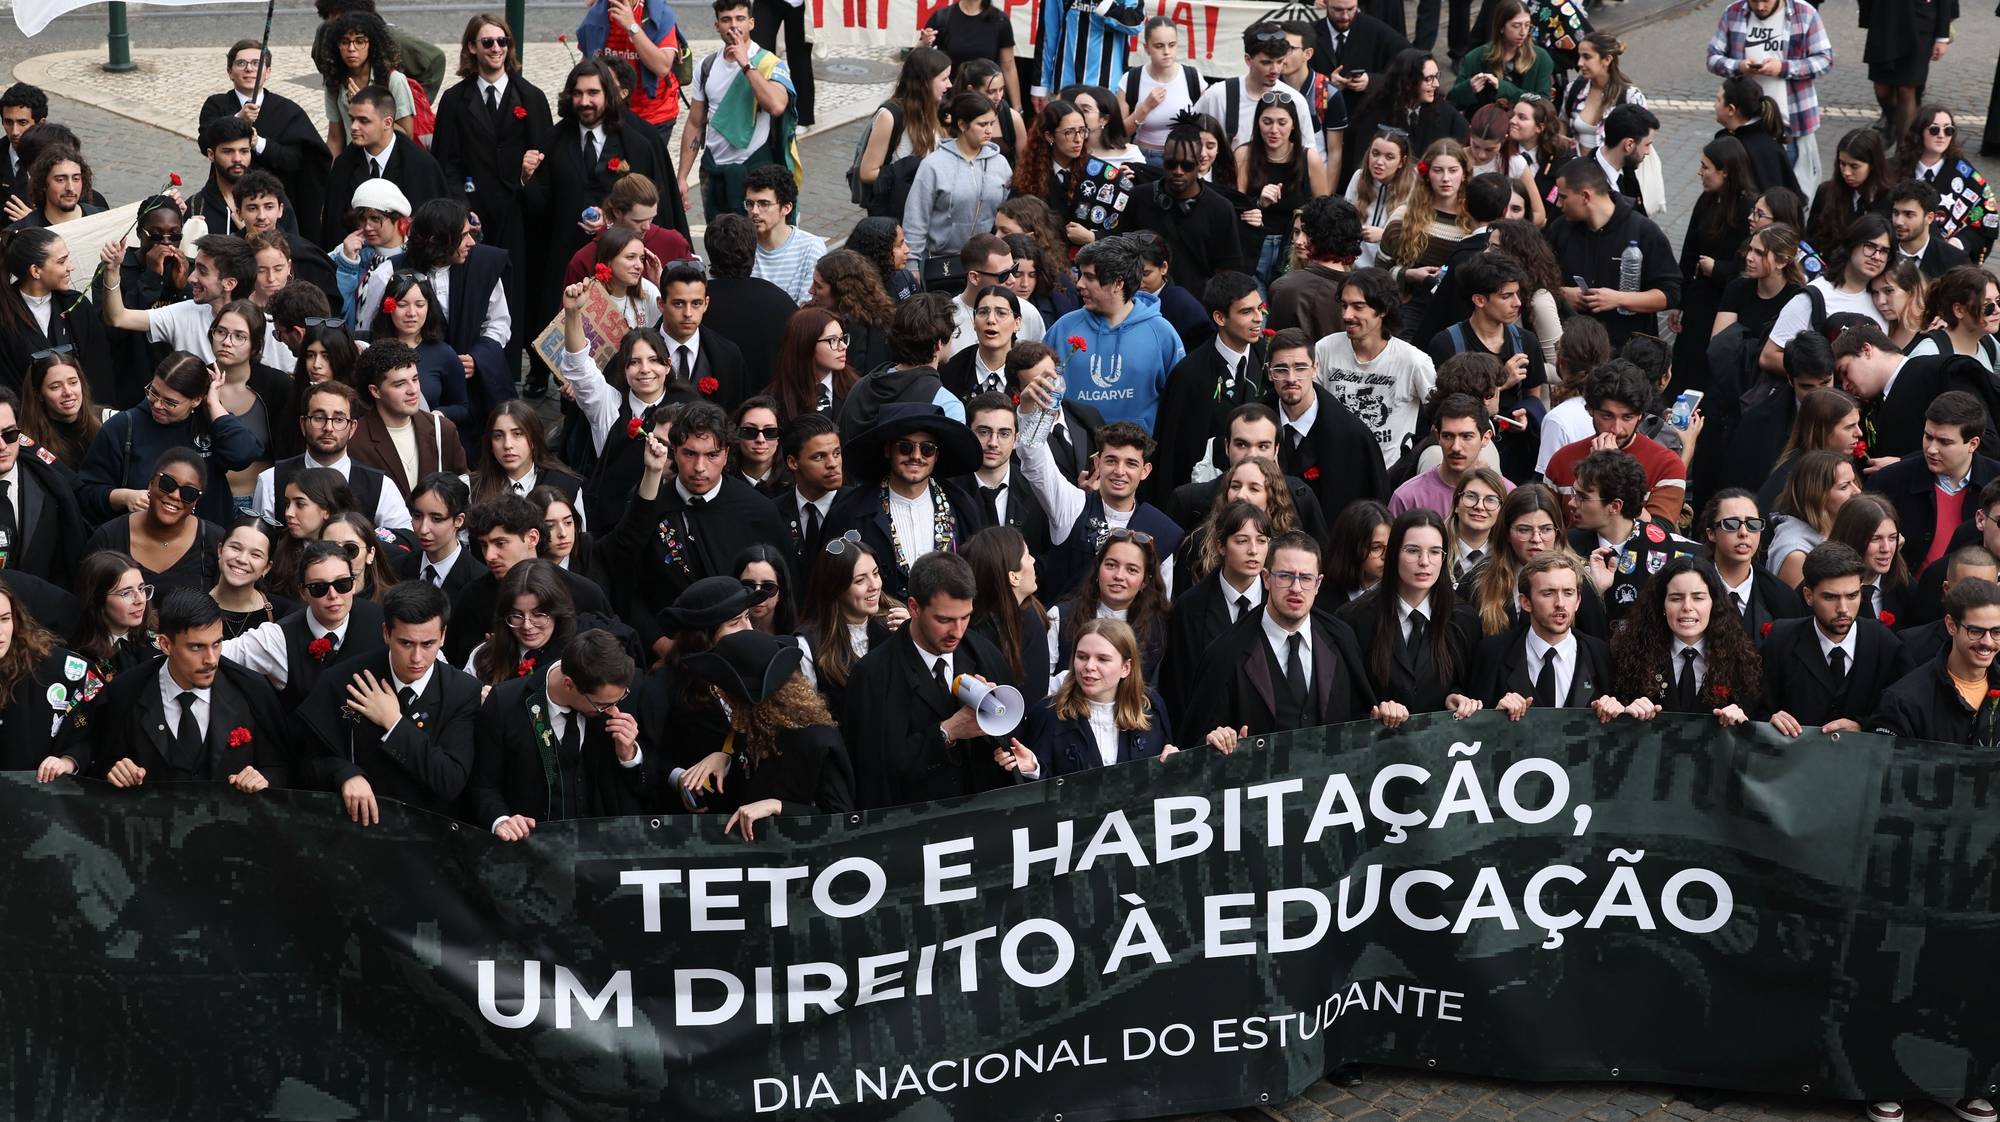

{"left": 750, "top": 0, "right": 815, "bottom": 127}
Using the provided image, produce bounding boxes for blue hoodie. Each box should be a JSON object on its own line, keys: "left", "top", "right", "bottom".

{"left": 1043, "top": 290, "right": 1185, "bottom": 429}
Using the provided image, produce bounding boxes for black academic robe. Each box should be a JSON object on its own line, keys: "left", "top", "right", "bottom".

{"left": 71, "top": 656, "right": 291, "bottom": 786}
{"left": 0, "top": 289, "right": 113, "bottom": 406}
{"left": 430, "top": 72, "right": 554, "bottom": 338}
{"left": 320, "top": 137, "right": 451, "bottom": 247}
{"left": 951, "top": 465, "right": 1053, "bottom": 561}
{"left": 1311, "top": 12, "right": 1410, "bottom": 79}
{"left": 0, "top": 438, "right": 89, "bottom": 586}
{"left": 1157, "top": 570, "right": 1261, "bottom": 730}
{"left": 298, "top": 648, "right": 482, "bottom": 816}
{"left": 820, "top": 481, "right": 983, "bottom": 604}
{"left": 1868, "top": 452, "right": 2000, "bottom": 574}
{"left": 199, "top": 89, "right": 332, "bottom": 242}
{"left": 1730, "top": 566, "right": 1808, "bottom": 644}
{"left": 1015, "top": 689, "right": 1172, "bottom": 777}
{"left": 703, "top": 275, "right": 801, "bottom": 395}
{"left": 0, "top": 648, "right": 92, "bottom": 772}
{"left": 445, "top": 564, "right": 611, "bottom": 667}
{"left": 1466, "top": 622, "right": 1615, "bottom": 707}
{"left": 595, "top": 475, "right": 788, "bottom": 653}
{"left": 381, "top": 243, "right": 517, "bottom": 427}
{"left": 519, "top": 117, "right": 685, "bottom": 331}
{"left": 1147, "top": 344, "right": 1266, "bottom": 506}
{"left": 466, "top": 669, "right": 653, "bottom": 827}
{"left": 1867, "top": 354, "right": 2000, "bottom": 459}
{"left": 1181, "top": 610, "right": 1376, "bottom": 739}
{"left": 1875, "top": 650, "right": 1998, "bottom": 746}
{"left": 718, "top": 725, "right": 857, "bottom": 816}
{"left": 841, "top": 628, "right": 1015, "bottom": 809}
{"left": 1164, "top": 475, "right": 1330, "bottom": 546}
{"left": 1334, "top": 592, "right": 1480, "bottom": 712}
{"left": 1759, "top": 617, "right": 1905, "bottom": 728}
{"left": 1272, "top": 385, "right": 1391, "bottom": 522}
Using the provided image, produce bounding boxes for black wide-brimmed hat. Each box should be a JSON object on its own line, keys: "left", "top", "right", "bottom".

{"left": 682, "top": 629, "right": 803, "bottom": 703}
{"left": 845, "top": 401, "right": 982, "bottom": 482}
{"left": 656, "top": 575, "right": 772, "bottom": 633}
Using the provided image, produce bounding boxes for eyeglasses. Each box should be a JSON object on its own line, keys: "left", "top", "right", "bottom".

{"left": 210, "top": 326, "right": 252, "bottom": 345}
{"left": 1162, "top": 158, "right": 1198, "bottom": 171}
{"left": 1856, "top": 242, "right": 1891, "bottom": 259}
{"left": 973, "top": 306, "right": 1015, "bottom": 320}
{"left": 575, "top": 685, "right": 630, "bottom": 716}
{"left": 816, "top": 333, "right": 850, "bottom": 349}
{"left": 740, "top": 579, "right": 780, "bottom": 595}
{"left": 476, "top": 35, "right": 511, "bottom": 48}
{"left": 1957, "top": 622, "right": 2000, "bottom": 641}
{"left": 154, "top": 474, "right": 202, "bottom": 504}
{"left": 1928, "top": 124, "right": 1956, "bottom": 138}
{"left": 305, "top": 412, "right": 354, "bottom": 428}
{"left": 303, "top": 576, "right": 357, "bottom": 598}
{"left": 339, "top": 34, "right": 371, "bottom": 47}
{"left": 824, "top": 529, "right": 863, "bottom": 555}
{"left": 1419, "top": 71, "right": 1441, "bottom": 84}
{"left": 1267, "top": 570, "right": 1322, "bottom": 588}
{"left": 1267, "top": 362, "right": 1313, "bottom": 379}
{"left": 29, "top": 345, "right": 75, "bottom": 360}
{"left": 1053, "top": 126, "right": 1090, "bottom": 140}
{"left": 743, "top": 198, "right": 782, "bottom": 211}
{"left": 144, "top": 385, "right": 193, "bottom": 410}
{"left": 505, "top": 610, "right": 553, "bottom": 627}
{"left": 894, "top": 439, "right": 940, "bottom": 458}
{"left": 111, "top": 584, "right": 156, "bottom": 603}
{"left": 737, "top": 424, "right": 782, "bottom": 441}
{"left": 229, "top": 57, "right": 266, "bottom": 69}
{"left": 1458, "top": 492, "right": 1503, "bottom": 510}
{"left": 1714, "top": 516, "right": 1767, "bottom": 533}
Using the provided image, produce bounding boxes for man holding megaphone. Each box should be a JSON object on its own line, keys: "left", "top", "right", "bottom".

{"left": 841, "top": 551, "right": 1019, "bottom": 809}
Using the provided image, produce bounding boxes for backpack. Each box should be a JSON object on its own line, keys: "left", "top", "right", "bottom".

{"left": 845, "top": 101, "right": 914, "bottom": 216}
{"left": 670, "top": 24, "right": 693, "bottom": 89}
{"left": 407, "top": 77, "right": 437, "bottom": 149}
{"left": 1121, "top": 63, "right": 1204, "bottom": 120}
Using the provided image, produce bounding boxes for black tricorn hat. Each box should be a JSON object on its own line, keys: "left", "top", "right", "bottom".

{"left": 845, "top": 401, "right": 982, "bottom": 482}
{"left": 682, "top": 629, "right": 804, "bottom": 703}
{"left": 656, "top": 575, "right": 772, "bottom": 633}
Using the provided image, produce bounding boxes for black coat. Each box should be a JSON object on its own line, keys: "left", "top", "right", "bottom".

{"left": 0, "top": 438, "right": 89, "bottom": 587}
{"left": 821, "top": 481, "right": 983, "bottom": 604}
{"left": 1466, "top": 622, "right": 1615, "bottom": 707}
{"left": 1875, "top": 651, "right": 2000, "bottom": 745}
{"left": 1272, "top": 385, "right": 1391, "bottom": 521}
{"left": 320, "top": 137, "right": 450, "bottom": 247}
{"left": 1867, "top": 452, "right": 2000, "bottom": 574}
{"left": 952, "top": 466, "right": 1054, "bottom": 561}
{"left": 1311, "top": 12, "right": 1410, "bottom": 79}
{"left": 771, "top": 485, "right": 847, "bottom": 575}
{"left": 0, "top": 289, "right": 113, "bottom": 407}
{"left": 70, "top": 656, "right": 291, "bottom": 786}
{"left": 1156, "top": 570, "right": 1258, "bottom": 729}
{"left": 519, "top": 117, "right": 685, "bottom": 329}
{"left": 1334, "top": 591, "right": 1479, "bottom": 712}
{"left": 396, "top": 549, "right": 478, "bottom": 626}
{"left": 298, "top": 648, "right": 482, "bottom": 816}
{"left": 1730, "top": 565, "right": 1808, "bottom": 643}
{"left": 841, "top": 628, "right": 1015, "bottom": 809}
{"left": 1148, "top": 344, "right": 1266, "bottom": 506}
{"left": 0, "top": 648, "right": 92, "bottom": 772}
{"left": 1712, "top": 386, "right": 1799, "bottom": 497}
{"left": 446, "top": 563, "right": 612, "bottom": 667}
{"left": 702, "top": 276, "right": 797, "bottom": 395}
{"left": 199, "top": 89, "right": 332, "bottom": 240}
{"left": 467, "top": 669, "right": 653, "bottom": 827}
{"left": 429, "top": 73, "right": 555, "bottom": 299}
{"left": 720, "top": 724, "right": 857, "bottom": 816}
{"left": 1181, "top": 610, "right": 1376, "bottom": 738}
{"left": 1759, "top": 616, "right": 1905, "bottom": 728}
{"left": 1118, "top": 185, "right": 1246, "bottom": 292}
{"left": 1015, "top": 689, "right": 1172, "bottom": 777}
{"left": 1164, "top": 474, "right": 1330, "bottom": 545}
{"left": 595, "top": 475, "right": 788, "bottom": 652}
{"left": 1867, "top": 354, "right": 2000, "bottom": 459}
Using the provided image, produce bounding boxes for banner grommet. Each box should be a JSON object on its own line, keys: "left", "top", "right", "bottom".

{"left": 649, "top": 819, "right": 661, "bottom": 828}
{"left": 1611, "top": 1068, "right": 1621, "bottom": 1078}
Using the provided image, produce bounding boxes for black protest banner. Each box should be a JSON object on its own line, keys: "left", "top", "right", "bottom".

{"left": 2, "top": 710, "right": 1998, "bottom": 1121}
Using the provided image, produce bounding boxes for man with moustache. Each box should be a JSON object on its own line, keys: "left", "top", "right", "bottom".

{"left": 1467, "top": 551, "right": 1621, "bottom": 716}
{"left": 200, "top": 40, "right": 332, "bottom": 236}
{"left": 773, "top": 411, "right": 851, "bottom": 570}
{"left": 820, "top": 402, "right": 983, "bottom": 604}
{"left": 1764, "top": 543, "right": 1908, "bottom": 735}
{"left": 187, "top": 116, "right": 260, "bottom": 238}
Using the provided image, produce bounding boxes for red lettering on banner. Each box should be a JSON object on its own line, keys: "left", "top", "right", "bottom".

{"left": 1202, "top": 4, "right": 1217, "bottom": 60}
{"left": 879, "top": 0, "right": 893, "bottom": 28}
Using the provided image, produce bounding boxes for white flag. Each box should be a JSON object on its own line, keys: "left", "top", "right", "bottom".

{"left": 13, "top": 0, "right": 266, "bottom": 37}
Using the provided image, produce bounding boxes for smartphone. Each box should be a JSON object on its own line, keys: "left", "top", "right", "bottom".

{"left": 1571, "top": 274, "right": 1593, "bottom": 295}
{"left": 1671, "top": 389, "right": 1704, "bottom": 430}
{"left": 1348, "top": 68, "right": 1368, "bottom": 79}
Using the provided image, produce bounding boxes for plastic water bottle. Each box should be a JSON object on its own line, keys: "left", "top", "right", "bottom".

{"left": 1616, "top": 239, "right": 1643, "bottom": 316}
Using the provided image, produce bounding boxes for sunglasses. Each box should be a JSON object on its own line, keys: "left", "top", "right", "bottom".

{"left": 302, "top": 317, "right": 346, "bottom": 328}
{"left": 1713, "top": 516, "right": 1767, "bottom": 533}
{"left": 1104, "top": 528, "right": 1155, "bottom": 546}
{"left": 476, "top": 35, "right": 511, "bottom": 48}
{"left": 332, "top": 540, "right": 363, "bottom": 559}
{"left": 1163, "top": 157, "right": 1198, "bottom": 171}
{"left": 973, "top": 265, "right": 1017, "bottom": 283}
{"left": 154, "top": 474, "right": 203, "bottom": 504}
{"left": 894, "top": 439, "right": 940, "bottom": 458}
{"left": 740, "top": 579, "right": 780, "bottom": 595}
{"left": 1983, "top": 300, "right": 2000, "bottom": 316}
{"left": 824, "top": 529, "right": 864, "bottom": 555}
{"left": 1374, "top": 124, "right": 1410, "bottom": 139}
{"left": 30, "top": 344, "right": 75, "bottom": 360}
{"left": 738, "top": 425, "right": 782, "bottom": 441}
{"left": 303, "top": 576, "right": 357, "bottom": 598}
{"left": 141, "top": 227, "right": 181, "bottom": 243}
{"left": 1928, "top": 124, "right": 1956, "bottom": 137}
{"left": 0, "top": 427, "right": 17, "bottom": 446}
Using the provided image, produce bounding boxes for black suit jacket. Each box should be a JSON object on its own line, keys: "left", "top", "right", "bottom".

{"left": 1273, "top": 385, "right": 1390, "bottom": 521}
{"left": 702, "top": 276, "right": 796, "bottom": 394}
{"left": 1868, "top": 452, "right": 2000, "bottom": 573}
{"left": 1334, "top": 592, "right": 1480, "bottom": 711}
{"left": 1182, "top": 610, "right": 1376, "bottom": 738}
{"left": 1016, "top": 689, "right": 1173, "bottom": 777}
{"left": 1165, "top": 475, "right": 1330, "bottom": 544}
{"left": 951, "top": 466, "right": 1054, "bottom": 560}
{"left": 668, "top": 329, "right": 748, "bottom": 412}
{"left": 199, "top": 89, "right": 332, "bottom": 242}
{"left": 1156, "top": 570, "right": 1257, "bottom": 730}
{"left": 466, "top": 668, "right": 653, "bottom": 827}
{"left": 1045, "top": 402, "right": 1105, "bottom": 483}
{"left": 446, "top": 563, "right": 612, "bottom": 667}
{"left": 320, "top": 137, "right": 450, "bottom": 247}
{"left": 1311, "top": 12, "right": 1409, "bottom": 78}
{"left": 430, "top": 74, "right": 554, "bottom": 262}
{"left": 4, "top": 440, "right": 89, "bottom": 586}
{"left": 1868, "top": 354, "right": 2000, "bottom": 460}
{"left": 772, "top": 485, "right": 845, "bottom": 574}
{"left": 1148, "top": 344, "right": 1266, "bottom": 506}
{"left": 519, "top": 118, "right": 684, "bottom": 327}
{"left": 299, "top": 649, "right": 482, "bottom": 816}
{"left": 73, "top": 657, "right": 291, "bottom": 786}
{"left": 821, "top": 481, "right": 983, "bottom": 603}
{"left": 841, "top": 628, "right": 1015, "bottom": 809}
{"left": 1759, "top": 617, "right": 1905, "bottom": 728}
{"left": 1733, "top": 565, "right": 1808, "bottom": 643}
{"left": 1467, "top": 623, "right": 1615, "bottom": 707}
{"left": 595, "top": 475, "right": 787, "bottom": 652}
{"left": 1907, "top": 229, "right": 1972, "bottom": 279}
{"left": 1876, "top": 651, "right": 1999, "bottom": 745}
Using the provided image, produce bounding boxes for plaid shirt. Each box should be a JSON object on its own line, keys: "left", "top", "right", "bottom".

{"left": 1705, "top": 0, "right": 1833, "bottom": 138}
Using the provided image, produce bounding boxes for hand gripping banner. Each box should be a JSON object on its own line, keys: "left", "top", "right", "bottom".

{"left": 2, "top": 710, "right": 1998, "bottom": 1120}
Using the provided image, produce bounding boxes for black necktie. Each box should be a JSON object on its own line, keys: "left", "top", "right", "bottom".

{"left": 1533, "top": 649, "right": 1557, "bottom": 707}
{"left": 1731, "top": 592, "right": 1747, "bottom": 617}
{"left": 979, "top": 483, "right": 1004, "bottom": 526}
{"left": 1223, "top": 356, "right": 1244, "bottom": 396}
{"left": 1285, "top": 633, "right": 1308, "bottom": 703}
{"left": 1048, "top": 422, "right": 1074, "bottom": 474}
{"left": 423, "top": 563, "right": 441, "bottom": 587}
{"left": 174, "top": 690, "right": 203, "bottom": 770}
{"left": 818, "top": 381, "right": 832, "bottom": 410}
{"left": 1235, "top": 594, "right": 1252, "bottom": 622}
{"left": 933, "top": 657, "right": 951, "bottom": 696}
{"left": 1674, "top": 649, "right": 1699, "bottom": 710}
{"left": 676, "top": 344, "right": 692, "bottom": 381}
{"left": 485, "top": 85, "right": 499, "bottom": 116}
{"left": 0, "top": 479, "right": 16, "bottom": 562}
{"left": 1828, "top": 646, "right": 1848, "bottom": 693}
{"left": 802, "top": 500, "right": 821, "bottom": 544}
{"left": 687, "top": 493, "right": 707, "bottom": 510}
{"left": 559, "top": 710, "right": 582, "bottom": 761}
{"left": 1408, "top": 609, "right": 1428, "bottom": 648}
{"left": 1285, "top": 425, "right": 1303, "bottom": 457}
{"left": 397, "top": 686, "right": 417, "bottom": 714}
{"left": 1335, "top": 28, "right": 1347, "bottom": 54}
{"left": 582, "top": 129, "right": 599, "bottom": 171}
{"left": 1922, "top": 166, "right": 1937, "bottom": 183}
{"left": 367, "top": 156, "right": 382, "bottom": 180}
{"left": 1862, "top": 585, "right": 1877, "bottom": 618}
{"left": 1465, "top": 548, "right": 1483, "bottom": 568}
{"left": 1618, "top": 165, "right": 1643, "bottom": 210}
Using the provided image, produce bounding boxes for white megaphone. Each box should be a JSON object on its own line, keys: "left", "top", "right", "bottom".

{"left": 953, "top": 675, "right": 1025, "bottom": 737}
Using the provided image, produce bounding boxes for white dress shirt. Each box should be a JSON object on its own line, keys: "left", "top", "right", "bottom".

{"left": 251, "top": 453, "right": 413, "bottom": 531}
{"left": 1523, "top": 629, "right": 1577, "bottom": 704}
{"left": 221, "top": 609, "right": 353, "bottom": 689}
{"left": 158, "top": 666, "right": 213, "bottom": 740}
{"left": 1261, "top": 608, "right": 1314, "bottom": 685}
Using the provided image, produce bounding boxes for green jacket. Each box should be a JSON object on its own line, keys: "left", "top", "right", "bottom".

{"left": 1447, "top": 43, "right": 1554, "bottom": 111}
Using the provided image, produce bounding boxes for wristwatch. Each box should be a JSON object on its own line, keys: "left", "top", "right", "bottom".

{"left": 937, "top": 723, "right": 957, "bottom": 747}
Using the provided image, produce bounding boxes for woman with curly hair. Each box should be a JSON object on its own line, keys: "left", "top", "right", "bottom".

{"left": 0, "top": 578, "right": 90, "bottom": 778}
{"left": 769, "top": 308, "right": 858, "bottom": 421}
{"left": 471, "top": 558, "right": 577, "bottom": 688}
{"left": 18, "top": 347, "right": 103, "bottom": 469}
{"left": 1013, "top": 99, "right": 1090, "bottom": 238}
{"left": 1461, "top": 482, "right": 1611, "bottom": 638}
{"left": 1170, "top": 457, "right": 1299, "bottom": 596}
{"left": 845, "top": 216, "right": 918, "bottom": 303}
{"left": 684, "top": 629, "right": 857, "bottom": 838}
{"left": 963, "top": 525, "right": 1050, "bottom": 703}
{"left": 808, "top": 249, "right": 894, "bottom": 375}
{"left": 1830, "top": 493, "right": 1910, "bottom": 624}
{"left": 1335, "top": 509, "right": 1483, "bottom": 715}
{"left": 1503, "top": 95, "right": 1574, "bottom": 220}
{"left": 1379, "top": 138, "right": 1477, "bottom": 339}
{"left": 1347, "top": 49, "right": 1469, "bottom": 180}
{"left": 1610, "top": 556, "right": 1762, "bottom": 724}
{"left": 996, "top": 618, "right": 1173, "bottom": 780}
{"left": 1050, "top": 529, "right": 1168, "bottom": 679}
{"left": 312, "top": 10, "right": 414, "bottom": 154}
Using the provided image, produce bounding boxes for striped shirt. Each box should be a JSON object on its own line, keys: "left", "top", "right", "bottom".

{"left": 1704, "top": 0, "right": 1832, "bottom": 139}
{"left": 752, "top": 227, "right": 826, "bottom": 305}
{"left": 1034, "top": 0, "right": 1147, "bottom": 97}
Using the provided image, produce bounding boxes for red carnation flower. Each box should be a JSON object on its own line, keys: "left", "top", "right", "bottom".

{"left": 515, "top": 658, "right": 536, "bottom": 677}
{"left": 380, "top": 295, "right": 399, "bottom": 315}
{"left": 594, "top": 263, "right": 613, "bottom": 284}
{"left": 608, "top": 158, "right": 627, "bottom": 173}
{"left": 1878, "top": 610, "right": 1896, "bottom": 627}
{"left": 169, "top": 172, "right": 183, "bottom": 187}
{"left": 558, "top": 33, "right": 568, "bottom": 41}
{"left": 1989, "top": 689, "right": 2000, "bottom": 700}
{"left": 1712, "top": 685, "right": 1731, "bottom": 701}
{"left": 227, "top": 726, "right": 252, "bottom": 748}
{"left": 1066, "top": 335, "right": 1087, "bottom": 353}
{"left": 1760, "top": 621, "right": 1773, "bottom": 637}
{"left": 1417, "top": 160, "right": 1431, "bottom": 178}
{"left": 1303, "top": 466, "right": 1321, "bottom": 481}
{"left": 698, "top": 376, "right": 720, "bottom": 396}
{"left": 1261, "top": 327, "right": 1276, "bottom": 338}
{"left": 308, "top": 636, "right": 334, "bottom": 661}
{"left": 626, "top": 417, "right": 645, "bottom": 439}
{"left": 1853, "top": 439, "right": 1868, "bottom": 459}
{"left": 513, "top": 105, "right": 528, "bottom": 119}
